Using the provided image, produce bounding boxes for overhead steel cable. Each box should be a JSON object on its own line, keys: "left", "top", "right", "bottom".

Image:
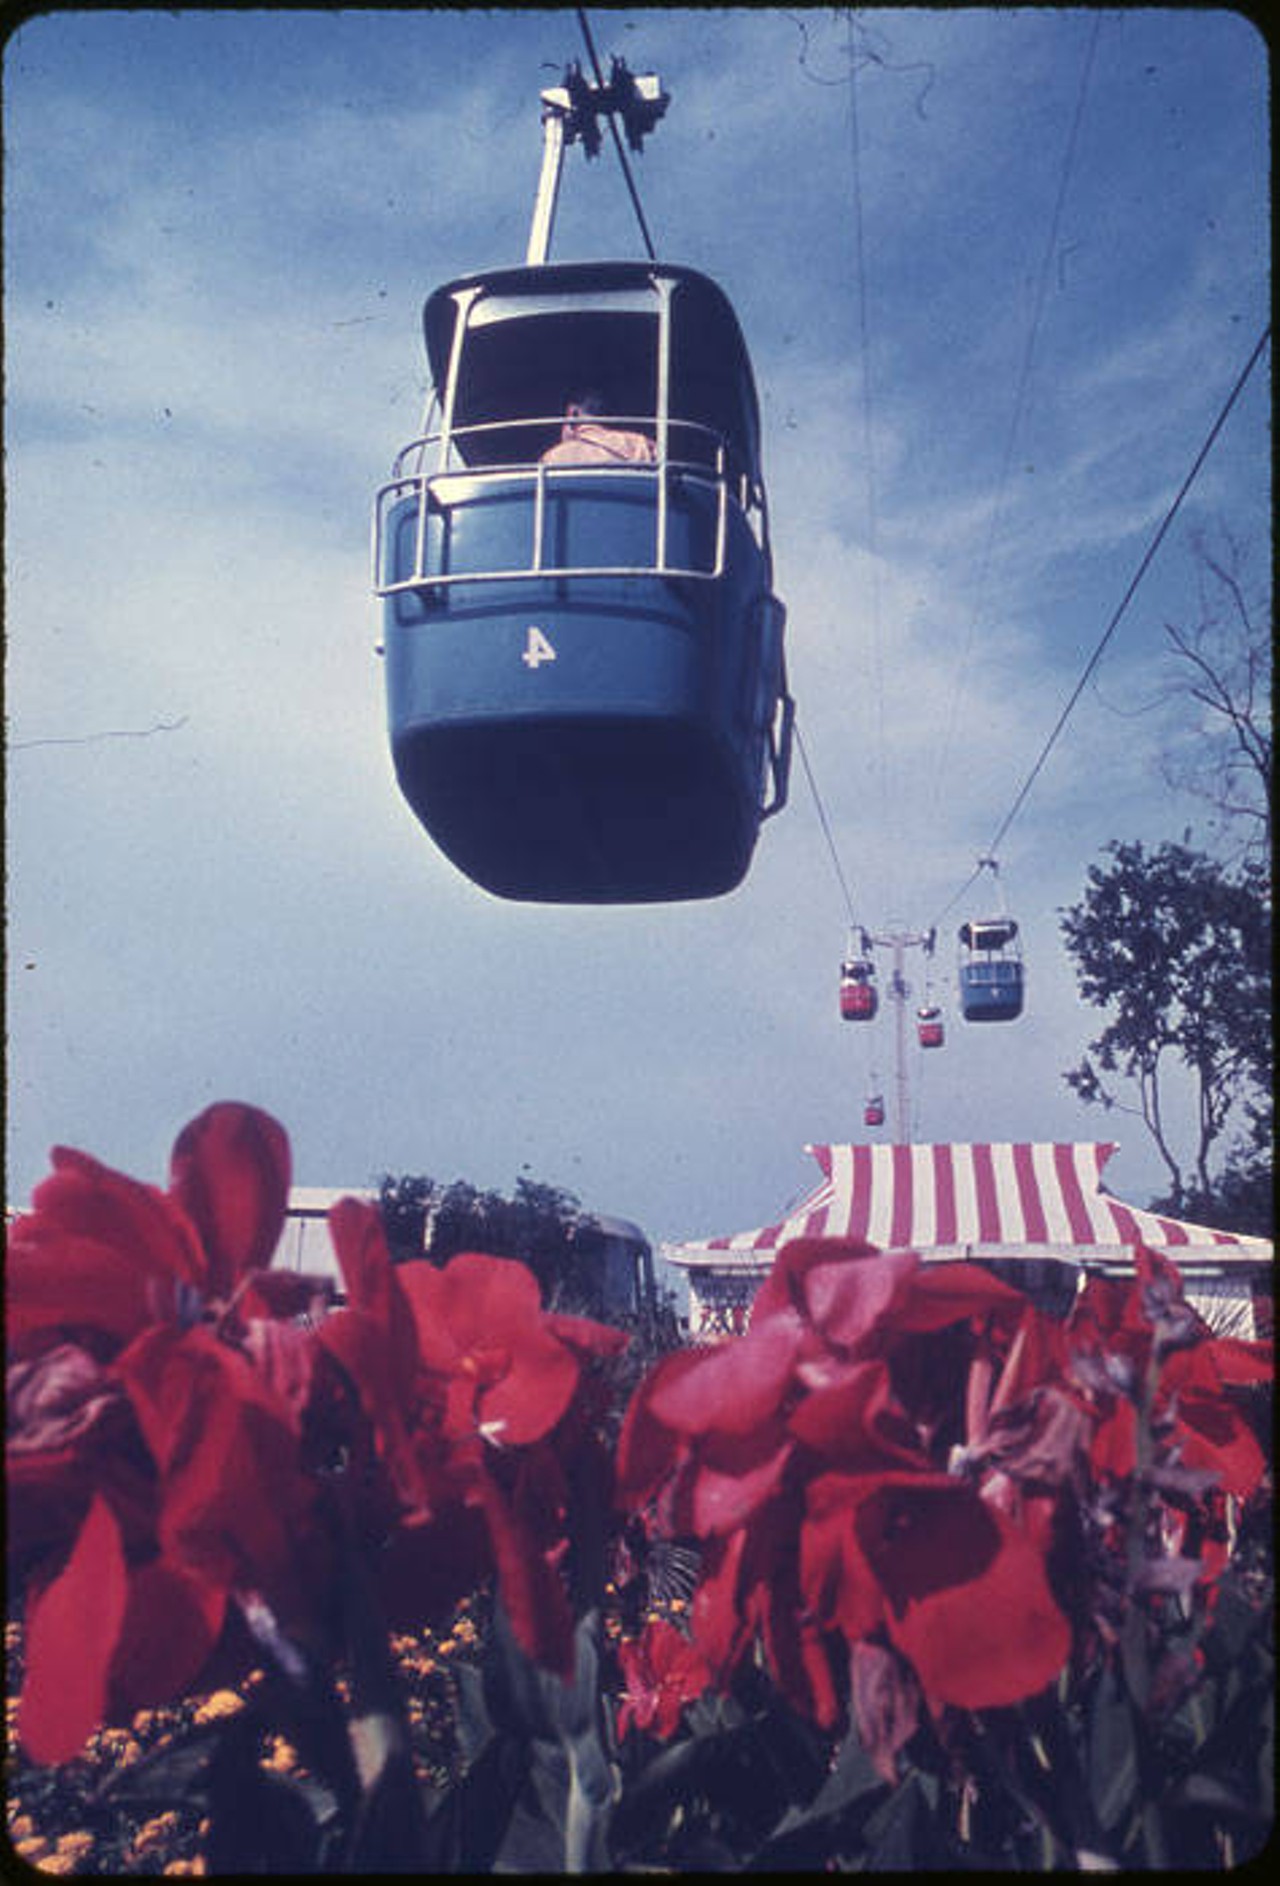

{"left": 811, "top": 9, "right": 1100, "bottom": 944}
{"left": 845, "top": 16, "right": 889, "bottom": 862}
{"left": 789, "top": 16, "right": 884, "bottom": 944}
{"left": 929, "top": 320, "right": 1272, "bottom": 930}
{"left": 576, "top": 8, "right": 658, "bottom": 261}
{"left": 795, "top": 720, "right": 861, "bottom": 928}
{"left": 931, "top": 11, "right": 1103, "bottom": 822}
{"left": 982, "top": 323, "right": 1271, "bottom": 861}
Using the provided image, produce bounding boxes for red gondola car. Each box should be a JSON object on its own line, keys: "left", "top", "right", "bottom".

{"left": 916, "top": 1003, "right": 945, "bottom": 1049}
{"left": 840, "top": 958, "right": 878, "bottom": 1022}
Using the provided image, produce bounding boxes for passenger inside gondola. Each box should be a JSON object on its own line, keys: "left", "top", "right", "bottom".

{"left": 540, "top": 389, "right": 657, "bottom": 465}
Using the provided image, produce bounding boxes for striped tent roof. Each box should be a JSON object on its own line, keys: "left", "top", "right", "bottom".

{"left": 666, "top": 1142, "right": 1272, "bottom": 1269}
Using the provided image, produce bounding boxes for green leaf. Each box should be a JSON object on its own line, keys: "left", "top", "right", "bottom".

{"left": 1087, "top": 1665, "right": 1140, "bottom": 1836}
{"left": 92, "top": 1720, "right": 226, "bottom": 1806}
{"left": 204, "top": 1716, "right": 327, "bottom": 1873}
{"left": 862, "top": 1771, "right": 948, "bottom": 1868}
{"left": 342, "top": 1742, "right": 435, "bottom": 1872}
{"left": 419, "top": 1730, "right": 530, "bottom": 1871}
{"left": 1171, "top": 1770, "right": 1265, "bottom": 1820}
{"left": 749, "top": 1719, "right": 888, "bottom": 1868}
{"left": 453, "top": 1657, "right": 495, "bottom": 1764}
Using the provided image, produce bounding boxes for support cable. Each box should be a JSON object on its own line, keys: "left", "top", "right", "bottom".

{"left": 795, "top": 720, "right": 860, "bottom": 928}
{"left": 982, "top": 323, "right": 1271, "bottom": 863}
{"left": 576, "top": 8, "right": 658, "bottom": 260}
{"left": 929, "top": 321, "right": 1271, "bottom": 927}
{"left": 845, "top": 15, "right": 889, "bottom": 855}
{"left": 931, "top": 11, "right": 1102, "bottom": 819}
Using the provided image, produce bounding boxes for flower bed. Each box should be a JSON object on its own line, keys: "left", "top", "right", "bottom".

{"left": 6, "top": 1103, "right": 1273, "bottom": 1870}
{"left": 4, "top": 1607, "right": 487, "bottom": 1873}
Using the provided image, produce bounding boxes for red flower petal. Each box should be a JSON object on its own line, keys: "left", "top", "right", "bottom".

{"left": 892, "top": 1260, "right": 1030, "bottom": 1333}
{"left": 857, "top": 1480, "right": 1070, "bottom": 1709}
{"left": 855, "top": 1474, "right": 1000, "bottom": 1604}
{"left": 690, "top": 1529, "right": 751, "bottom": 1678}
{"left": 7, "top": 1229, "right": 175, "bottom": 1351}
{"left": 8, "top": 1147, "right": 206, "bottom": 1349}
{"left": 1167, "top": 1385, "right": 1267, "bottom": 1498}
{"left": 800, "top": 1473, "right": 884, "bottom": 1642}
{"left": 402, "top": 1254, "right": 581, "bottom": 1445}
{"left": 786, "top": 1360, "right": 923, "bottom": 1469}
{"left": 316, "top": 1306, "right": 440, "bottom": 1517}
{"left": 241, "top": 1268, "right": 335, "bottom": 1321}
{"left": 616, "top": 1349, "right": 703, "bottom": 1505}
{"left": 750, "top": 1235, "right": 881, "bottom": 1323}
{"left": 326, "top": 1201, "right": 421, "bottom": 1396}
{"left": 647, "top": 1317, "right": 799, "bottom": 1438}
{"left": 410, "top": 1251, "right": 545, "bottom": 1364}
{"left": 617, "top": 1620, "right": 711, "bottom": 1738}
{"left": 1089, "top": 1399, "right": 1138, "bottom": 1479}
{"left": 117, "top": 1326, "right": 315, "bottom": 1615}
{"left": 30, "top": 1147, "right": 206, "bottom": 1283}
{"left": 751, "top": 1239, "right": 917, "bottom": 1353}
{"left": 168, "top": 1103, "right": 290, "bottom": 1299}
{"left": 473, "top": 1334, "right": 580, "bottom": 1446}
{"left": 1192, "top": 1335, "right": 1273, "bottom": 1387}
{"left": 20, "top": 1494, "right": 129, "bottom": 1764}
{"left": 469, "top": 1467, "right": 574, "bottom": 1677}
{"left": 108, "top": 1557, "right": 227, "bottom": 1717}
{"left": 543, "top": 1311, "right": 630, "bottom": 1360}
{"left": 801, "top": 1246, "right": 922, "bottom": 1348}
{"left": 683, "top": 1431, "right": 793, "bottom": 1537}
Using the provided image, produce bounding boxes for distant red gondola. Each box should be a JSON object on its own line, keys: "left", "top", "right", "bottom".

{"left": 916, "top": 1003, "right": 944, "bottom": 1048}
{"left": 840, "top": 956, "right": 877, "bottom": 1022}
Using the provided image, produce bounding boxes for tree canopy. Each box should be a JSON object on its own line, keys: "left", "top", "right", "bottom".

{"left": 375, "top": 1170, "right": 681, "bottom": 1353}
{"left": 1059, "top": 839, "right": 1271, "bottom": 1230}
{"left": 1157, "top": 526, "right": 1271, "bottom": 861}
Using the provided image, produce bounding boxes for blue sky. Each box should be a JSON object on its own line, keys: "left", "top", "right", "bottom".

{"left": 4, "top": 8, "right": 1270, "bottom": 1252}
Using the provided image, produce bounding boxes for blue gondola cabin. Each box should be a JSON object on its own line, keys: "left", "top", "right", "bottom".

{"left": 373, "top": 260, "right": 793, "bottom": 902}
{"left": 957, "top": 918, "right": 1024, "bottom": 1022}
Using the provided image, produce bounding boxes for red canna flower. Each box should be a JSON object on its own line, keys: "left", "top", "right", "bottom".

{"left": 317, "top": 1202, "right": 627, "bottom": 1677}
{"left": 401, "top": 1250, "right": 592, "bottom": 1446}
{"left": 616, "top": 1618, "right": 712, "bottom": 1740}
{"left": 6, "top": 1104, "right": 331, "bottom": 1764}
{"left": 1066, "top": 1245, "right": 1273, "bottom": 1498}
{"left": 618, "top": 1237, "right": 1071, "bottom": 1730}
{"left": 7, "top": 1102, "right": 322, "bottom": 1361}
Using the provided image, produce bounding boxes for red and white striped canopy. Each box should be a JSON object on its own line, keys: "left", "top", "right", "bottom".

{"left": 668, "top": 1143, "right": 1269, "bottom": 1268}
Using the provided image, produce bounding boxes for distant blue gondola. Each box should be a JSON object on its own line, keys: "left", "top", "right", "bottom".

{"left": 372, "top": 64, "right": 792, "bottom": 902}
{"left": 957, "top": 917, "right": 1024, "bottom": 1021}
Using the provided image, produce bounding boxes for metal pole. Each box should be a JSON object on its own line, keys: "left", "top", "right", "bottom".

{"left": 866, "top": 925, "right": 934, "bottom": 1145}
{"left": 527, "top": 94, "right": 569, "bottom": 265}
{"left": 892, "top": 935, "right": 908, "bottom": 1144}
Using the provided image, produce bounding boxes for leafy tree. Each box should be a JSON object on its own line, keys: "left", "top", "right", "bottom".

{"left": 1060, "top": 839, "right": 1271, "bottom": 1224}
{"left": 1157, "top": 526, "right": 1272, "bottom": 860}
{"left": 375, "top": 1170, "right": 681, "bottom": 1358}
{"left": 377, "top": 1171, "right": 588, "bottom": 1303}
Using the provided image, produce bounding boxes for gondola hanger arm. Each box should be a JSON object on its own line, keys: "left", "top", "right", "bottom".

{"left": 527, "top": 58, "right": 668, "bottom": 265}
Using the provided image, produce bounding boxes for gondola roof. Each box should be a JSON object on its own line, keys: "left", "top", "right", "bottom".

{"left": 423, "top": 259, "right": 763, "bottom": 467}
